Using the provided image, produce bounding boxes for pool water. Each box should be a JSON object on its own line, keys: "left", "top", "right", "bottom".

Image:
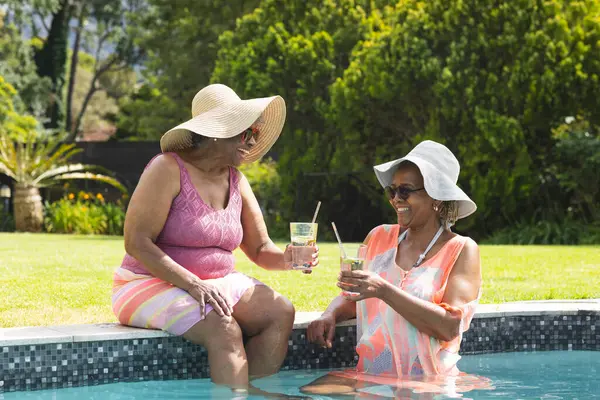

{"left": 1, "top": 351, "right": 598, "bottom": 399}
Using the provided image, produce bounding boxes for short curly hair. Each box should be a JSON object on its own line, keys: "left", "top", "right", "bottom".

{"left": 438, "top": 200, "right": 459, "bottom": 228}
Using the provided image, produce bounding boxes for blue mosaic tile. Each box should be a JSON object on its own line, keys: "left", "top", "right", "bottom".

{"left": 0, "top": 312, "right": 598, "bottom": 393}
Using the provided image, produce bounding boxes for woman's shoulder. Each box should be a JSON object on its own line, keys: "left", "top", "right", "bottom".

{"left": 141, "top": 153, "right": 181, "bottom": 183}
{"left": 370, "top": 224, "right": 398, "bottom": 236}
{"left": 147, "top": 152, "right": 180, "bottom": 169}
{"left": 445, "top": 233, "right": 480, "bottom": 274}
{"left": 448, "top": 232, "right": 478, "bottom": 249}
{"left": 364, "top": 224, "right": 398, "bottom": 244}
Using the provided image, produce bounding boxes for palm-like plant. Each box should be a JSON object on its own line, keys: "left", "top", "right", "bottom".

{"left": 0, "top": 131, "right": 127, "bottom": 232}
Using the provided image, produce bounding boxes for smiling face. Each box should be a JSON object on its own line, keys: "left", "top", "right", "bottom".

{"left": 388, "top": 162, "right": 439, "bottom": 228}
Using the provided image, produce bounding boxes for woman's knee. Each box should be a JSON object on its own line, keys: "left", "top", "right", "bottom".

{"left": 208, "top": 316, "right": 245, "bottom": 353}
{"left": 272, "top": 294, "right": 295, "bottom": 326}
{"left": 184, "top": 313, "right": 244, "bottom": 351}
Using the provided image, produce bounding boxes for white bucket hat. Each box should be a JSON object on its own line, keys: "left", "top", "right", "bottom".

{"left": 160, "top": 84, "right": 286, "bottom": 163}
{"left": 373, "top": 140, "right": 477, "bottom": 220}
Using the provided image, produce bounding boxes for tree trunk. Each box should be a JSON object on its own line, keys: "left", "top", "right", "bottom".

{"left": 70, "top": 76, "right": 100, "bottom": 140}
{"left": 34, "top": 0, "right": 72, "bottom": 130}
{"left": 13, "top": 184, "right": 44, "bottom": 233}
{"left": 66, "top": 1, "right": 87, "bottom": 134}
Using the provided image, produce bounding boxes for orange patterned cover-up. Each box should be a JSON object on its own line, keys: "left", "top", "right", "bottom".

{"left": 354, "top": 224, "right": 478, "bottom": 377}
{"left": 328, "top": 225, "right": 494, "bottom": 396}
{"left": 331, "top": 224, "right": 491, "bottom": 389}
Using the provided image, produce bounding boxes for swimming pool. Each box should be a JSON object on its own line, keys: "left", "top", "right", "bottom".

{"left": 1, "top": 351, "right": 597, "bottom": 399}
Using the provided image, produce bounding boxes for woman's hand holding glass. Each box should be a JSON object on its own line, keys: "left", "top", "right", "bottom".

{"left": 284, "top": 243, "right": 319, "bottom": 274}
{"left": 337, "top": 270, "right": 391, "bottom": 301}
{"left": 288, "top": 222, "right": 319, "bottom": 274}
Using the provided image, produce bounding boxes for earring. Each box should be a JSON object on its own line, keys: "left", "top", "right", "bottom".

{"left": 213, "top": 138, "right": 218, "bottom": 142}
{"left": 433, "top": 204, "right": 439, "bottom": 212}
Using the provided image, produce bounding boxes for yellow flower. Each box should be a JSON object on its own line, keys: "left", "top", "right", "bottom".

{"left": 96, "top": 193, "right": 104, "bottom": 202}
{"left": 83, "top": 194, "right": 90, "bottom": 200}
{"left": 68, "top": 193, "right": 75, "bottom": 200}
{"left": 81, "top": 206, "right": 88, "bottom": 212}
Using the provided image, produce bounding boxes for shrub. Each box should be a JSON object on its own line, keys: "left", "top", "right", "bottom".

{"left": 484, "top": 219, "right": 600, "bottom": 245}
{"left": 239, "top": 158, "right": 287, "bottom": 239}
{"left": 0, "top": 201, "right": 14, "bottom": 232}
{"left": 44, "top": 191, "right": 126, "bottom": 235}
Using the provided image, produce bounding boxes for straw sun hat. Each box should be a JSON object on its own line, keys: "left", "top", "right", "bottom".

{"left": 160, "top": 84, "right": 286, "bottom": 164}
{"left": 373, "top": 140, "right": 477, "bottom": 220}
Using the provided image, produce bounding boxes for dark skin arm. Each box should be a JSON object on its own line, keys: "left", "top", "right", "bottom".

{"left": 238, "top": 171, "right": 318, "bottom": 271}
{"left": 306, "top": 229, "right": 376, "bottom": 348}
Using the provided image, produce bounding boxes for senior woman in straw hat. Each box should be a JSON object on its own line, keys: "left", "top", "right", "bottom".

{"left": 111, "top": 84, "right": 318, "bottom": 394}
{"left": 302, "top": 140, "right": 490, "bottom": 397}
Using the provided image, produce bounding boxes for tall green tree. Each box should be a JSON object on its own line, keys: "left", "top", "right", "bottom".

{"left": 213, "top": 0, "right": 394, "bottom": 239}
{"left": 3, "top": 0, "right": 143, "bottom": 136}
{"left": 114, "top": 83, "right": 180, "bottom": 141}
{"left": 0, "top": 12, "right": 52, "bottom": 118}
{"left": 0, "top": 76, "right": 39, "bottom": 139}
{"left": 213, "top": 0, "right": 600, "bottom": 240}
{"left": 329, "top": 0, "right": 600, "bottom": 236}
{"left": 65, "top": 0, "right": 144, "bottom": 140}
{"left": 33, "top": 0, "right": 72, "bottom": 130}
{"left": 115, "top": 0, "right": 262, "bottom": 140}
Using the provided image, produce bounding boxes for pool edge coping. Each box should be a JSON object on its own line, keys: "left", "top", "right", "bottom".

{"left": 1, "top": 299, "right": 599, "bottom": 347}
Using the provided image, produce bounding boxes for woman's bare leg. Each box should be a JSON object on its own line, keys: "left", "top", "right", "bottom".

{"left": 233, "top": 285, "right": 296, "bottom": 379}
{"left": 183, "top": 312, "right": 248, "bottom": 389}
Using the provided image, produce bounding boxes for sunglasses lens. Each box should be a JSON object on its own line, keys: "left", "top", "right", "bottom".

{"left": 385, "top": 186, "right": 411, "bottom": 200}
{"left": 397, "top": 187, "right": 409, "bottom": 200}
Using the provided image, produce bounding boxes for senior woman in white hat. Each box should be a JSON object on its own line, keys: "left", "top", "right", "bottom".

{"left": 303, "top": 141, "right": 489, "bottom": 397}
{"left": 111, "top": 84, "right": 318, "bottom": 395}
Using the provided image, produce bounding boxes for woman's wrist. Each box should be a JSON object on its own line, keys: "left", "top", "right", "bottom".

{"left": 183, "top": 275, "right": 201, "bottom": 292}
{"left": 378, "top": 280, "right": 397, "bottom": 302}
{"left": 322, "top": 309, "right": 337, "bottom": 321}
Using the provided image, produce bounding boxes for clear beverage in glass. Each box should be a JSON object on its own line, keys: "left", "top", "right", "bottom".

{"left": 289, "top": 222, "right": 318, "bottom": 271}
{"left": 340, "top": 244, "right": 367, "bottom": 296}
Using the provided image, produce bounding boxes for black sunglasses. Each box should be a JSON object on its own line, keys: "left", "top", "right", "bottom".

{"left": 384, "top": 185, "right": 425, "bottom": 201}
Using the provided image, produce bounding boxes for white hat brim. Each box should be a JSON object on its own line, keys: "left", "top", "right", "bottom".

{"left": 374, "top": 156, "right": 477, "bottom": 219}
{"left": 160, "top": 95, "right": 286, "bottom": 164}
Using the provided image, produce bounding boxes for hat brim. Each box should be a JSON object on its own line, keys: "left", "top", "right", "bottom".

{"left": 373, "top": 156, "right": 477, "bottom": 220}
{"left": 160, "top": 95, "right": 286, "bottom": 164}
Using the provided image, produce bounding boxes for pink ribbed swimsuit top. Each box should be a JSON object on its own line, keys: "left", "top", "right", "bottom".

{"left": 121, "top": 152, "right": 243, "bottom": 280}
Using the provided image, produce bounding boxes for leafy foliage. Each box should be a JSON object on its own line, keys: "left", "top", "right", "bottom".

{"left": 239, "top": 158, "right": 286, "bottom": 238}
{"left": 0, "top": 76, "right": 39, "bottom": 140}
{"left": 0, "top": 17, "right": 52, "bottom": 119}
{"left": 214, "top": 0, "right": 600, "bottom": 241}
{"left": 0, "top": 130, "right": 126, "bottom": 192}
{"left": 114, "top": 84, "right": 181, "bottom": 141}
{"left": 0, "top": 202, "right": 15, "bottom": 232}
{"left": 213, "top": 0, "right": 391, "bottom": 239}
{"left": 115, "top": 0, "right": 262, "bottom": 139}
{"left": 488, "top": 116, "right": 600, "bottom": 244}
{"left": 44, "top": 191, "right": 126, "bottom": 235}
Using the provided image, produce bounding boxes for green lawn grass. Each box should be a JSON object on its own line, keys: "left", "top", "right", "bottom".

{"left": 0, "top": 233, "right": 598, "bottom": 328}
